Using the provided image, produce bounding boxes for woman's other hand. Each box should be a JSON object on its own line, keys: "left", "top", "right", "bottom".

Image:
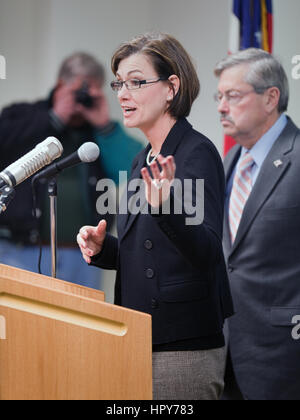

{"left": 77, "top": 219, "right": 107, "bottom": 264}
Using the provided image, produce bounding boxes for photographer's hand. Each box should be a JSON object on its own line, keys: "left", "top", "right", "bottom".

{"left": 53, "top": 78, "right": 82, "bottom": 124}
{"left": 76, "top": 85, "right": 110, "bottom": 128}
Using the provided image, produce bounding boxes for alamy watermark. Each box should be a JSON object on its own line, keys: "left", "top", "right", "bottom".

{"left": 291, "top": 315, "right": 300, "bottom": 340}
{"left": 291, "top": 55, "right": 300, "bottom": 80}
{"left": 0, "top": 55, "right": 6, "bottom": 80}
{"left": 95, "top": 172, "right": 204, "bottom": 226}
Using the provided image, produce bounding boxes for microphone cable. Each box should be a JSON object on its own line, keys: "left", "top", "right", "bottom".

{"left": 31, "top": 179, "right": 43, "bottom": 275}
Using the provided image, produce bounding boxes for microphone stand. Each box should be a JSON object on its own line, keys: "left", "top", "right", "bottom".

{"left": 0, "top": 184, "right": 15, "bottom": 214}
{"left": 48, "top": 178, "right": 57, "bottom": 278}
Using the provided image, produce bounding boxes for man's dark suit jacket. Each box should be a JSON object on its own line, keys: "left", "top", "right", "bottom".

{"left": 92, "top": 118, "right": 234, "bottom": 346}
{"left": 223, "top": 117, "right": 300, "bottom": 400}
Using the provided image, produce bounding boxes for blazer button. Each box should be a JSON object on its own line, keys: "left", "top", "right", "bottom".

{"left": 146, "top": 268, "right": 155, "bottom": 279}
{"left": 144, "top": 240, "right": 153, "bottom": 250}
{"left": 151, "top": 298, "right": 158, "bottom": 309}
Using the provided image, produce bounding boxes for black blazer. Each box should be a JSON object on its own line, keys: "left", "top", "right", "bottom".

{"left": 223, "top": 117, "right": 300, "bottom": 400}
{"left": 92, "top": 118, "right": 234, "bottom": 345}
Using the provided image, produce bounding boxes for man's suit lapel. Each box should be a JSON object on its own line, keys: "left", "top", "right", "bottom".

{"left": 226, "top": 119, "right": 297, "bottom": 257}
{"left": 231, "top": 154, "right": 290, "bottom": 254}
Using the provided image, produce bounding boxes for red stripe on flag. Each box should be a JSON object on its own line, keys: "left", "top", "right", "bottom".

{"left": 224, "top": 135, "right": 236, "bottom": 156}
{"left": 267, "top": 12, "right": 273, "bottom": 53}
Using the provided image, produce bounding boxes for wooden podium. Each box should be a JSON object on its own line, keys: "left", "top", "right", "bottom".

{"left": 0, "top": 264, "right": 152, "bottom": 400}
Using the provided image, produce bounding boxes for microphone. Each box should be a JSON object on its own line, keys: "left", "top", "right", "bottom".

{"left": 32, "top": 142, "right": 100, "bottom": 182}
{"left": 0, "top": 137, "right": 63, "bottom": 189}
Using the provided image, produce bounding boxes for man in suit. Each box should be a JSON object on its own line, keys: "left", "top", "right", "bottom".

{"left": 214, "top": 48, "right": 300, "bottom": 400}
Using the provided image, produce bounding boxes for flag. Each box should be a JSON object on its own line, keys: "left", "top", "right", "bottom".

{"left": 224, "top": 0, "right": 273, "bottom": 155}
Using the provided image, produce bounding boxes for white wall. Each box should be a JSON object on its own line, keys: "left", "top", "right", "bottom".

{"left": 273, "top": 0, "right": 300, "bottom": 128}
{"left": 1, "top": 0, "right": 299, "bottom": 150}
{"left": 0, "top": 0, "right": 38, "bottom": 101}
{"left": 0, "top": 0, "right": 232, "bottom": 148}
{"left": 1, "top": 0, "right": 300, "bottom": 301}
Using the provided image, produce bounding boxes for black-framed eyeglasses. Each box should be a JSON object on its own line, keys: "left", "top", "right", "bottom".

{"left": 110, "top": 77, "right": 167, "bottom": 92}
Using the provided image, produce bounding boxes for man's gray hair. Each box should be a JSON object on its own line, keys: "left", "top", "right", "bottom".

{"left": 214, "top": 48, "right": 289, "bottom": 113}
{"left": 58, "top": 52, "right": 105, "bottom": 85}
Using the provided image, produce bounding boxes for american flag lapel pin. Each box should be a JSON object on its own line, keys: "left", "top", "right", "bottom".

{"left": 273, "top": 159, "right": 283, "bottom": 168}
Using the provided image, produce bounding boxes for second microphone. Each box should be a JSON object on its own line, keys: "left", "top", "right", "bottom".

{"left": 32, "top": 142, "right": 100, "bottom": 183}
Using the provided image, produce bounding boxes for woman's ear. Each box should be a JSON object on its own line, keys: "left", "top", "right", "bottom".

{"left": 167, "top": 75, "right": 180, "bottom": 100}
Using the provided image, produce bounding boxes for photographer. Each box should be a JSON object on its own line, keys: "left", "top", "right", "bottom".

{"left": 0, "top": 52, "right": 142, "bottom": 289}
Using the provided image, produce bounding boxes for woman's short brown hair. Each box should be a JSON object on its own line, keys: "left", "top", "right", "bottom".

{"left": 111, "top": 33, "right": 200, "bottom": 119}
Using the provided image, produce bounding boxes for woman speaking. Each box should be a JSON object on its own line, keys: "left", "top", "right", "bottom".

{"left": 77, "top": 33, "right": 233, "bottom": 400}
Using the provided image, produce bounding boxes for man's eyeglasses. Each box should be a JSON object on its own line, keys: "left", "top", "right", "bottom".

{"left": 214, "top": 89, "right": 256, "bottom": 105}
{"left": 110, "top": 77, "right": 167, "bottom": 92}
